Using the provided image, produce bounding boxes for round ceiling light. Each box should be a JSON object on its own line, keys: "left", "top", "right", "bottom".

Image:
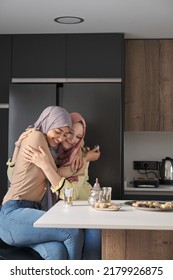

{"left": 54, "top": 16, "right": 84, "bottom": 24}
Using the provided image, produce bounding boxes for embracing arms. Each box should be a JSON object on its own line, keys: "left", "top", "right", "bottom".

{"left": 22, "top": 144, "right": 100, "bottom": 199}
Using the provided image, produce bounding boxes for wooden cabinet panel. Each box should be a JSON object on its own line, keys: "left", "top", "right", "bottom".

{"left": 102, "top": 229, "right": 173, "bottom": 260}
{"left": 160, "top": 40, "right": 173, "bottom": 130}
{"left": 125, "top": 40, "right": 160, "bottom": 131}
{"left": 102, "top": 229, "right": 126, "bottom": 259}
{"left": 12, "top": 34, "right": 66, "bottom": 78}
{"left": 67, "top": 33, "right": 124, "bottom": 78}
{"left": 125, "top": 39, "right": 173, "bottom": 131}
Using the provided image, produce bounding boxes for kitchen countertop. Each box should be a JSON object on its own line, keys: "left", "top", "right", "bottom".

{"left": 34, "top": 200, "right": 173, "bottom": 230}
{"left": 124, "top": 184, "right": 173, "bottom": 195}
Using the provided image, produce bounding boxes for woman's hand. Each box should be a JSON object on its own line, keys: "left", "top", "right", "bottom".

{"left": 15, "top": 128, "right": 36, "bottom": 148}
{"left": 22, "top": 145, "right": 50, "bottom": 169}
{"left": 85, "top": 146, "right": 101, "bottom": 162}
{"left": 70, "top": 148, "right": 83, "bottom": 172}
{"left": 11, "top": 128, "right": 36, "bottom": 163}
{"left": 23, "top": 145, "right": 62, "bottom": 188}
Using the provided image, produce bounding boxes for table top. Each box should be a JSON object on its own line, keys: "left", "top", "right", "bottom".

{"left": 34, "top": 200, "right": 173, "bottom": 230}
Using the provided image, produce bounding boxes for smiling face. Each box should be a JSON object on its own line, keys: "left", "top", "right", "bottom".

{"left": 61, "top": 122, "right": 84, "bottom": 151}
{"left": 46, "top": 126, "right": 71, "bottom": 148}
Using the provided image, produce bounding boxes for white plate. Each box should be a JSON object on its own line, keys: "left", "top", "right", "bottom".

{"left": 93, "top": 204, "right": 122, "bottom": 211}
{"left": 133, "top": 206, "right": 173, "bottom": 212}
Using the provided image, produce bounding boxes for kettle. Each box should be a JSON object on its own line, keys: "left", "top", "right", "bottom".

{"left": 160, "top": 157, "right": 173, "bottom": 185}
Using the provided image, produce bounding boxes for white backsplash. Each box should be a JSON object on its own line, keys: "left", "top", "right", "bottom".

{"left": 124, "top": 132, "right": 173, "bottom": 186}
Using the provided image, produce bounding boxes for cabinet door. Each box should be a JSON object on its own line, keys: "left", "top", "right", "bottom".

{"left": 58, "top": 83, "right": 123, "bottom": 199}
{"left": 0, "top": 35, "right": 11, "bottom": 203}
{"left": 160, "top": 40, "right": 173, "bottom": 131}
{"left": 125, "top": 40, "right": 160, "bottom": 131}
{"left": 8, "top": 84, "right": 57, "bottom": 157}
{"left": 12, "top": 34, "right": 66, "bottom": 78}
{"left": 0, "top": 35, "right": 11, "bottom": 103}
{"left": 0, "top": 109, "right": 8, "bottom": 203}
{"left": 67, "top": 34, "right": 124, "bottom": 78}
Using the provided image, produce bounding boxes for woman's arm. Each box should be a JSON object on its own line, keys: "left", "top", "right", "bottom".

{"left": 6, "top": 129, "right": 36, "bottom": 182}
{"left": 8, "top": 129, "right": 35, "bottom": 164}
{"left": 22, "top": 145, "right": 89, "bottom": 199}
{"left": 59, "top": 163, "right": 92, "bottom": 200}
{"left": 22, "top": 144, "right": 100, "bottom": 200}
{"left": 85, "top": 146, "right": 101, "bottom": 162}
{"left": 59, "top": 146, "right": 100, "bottom": 177}
{"left": 22, "top": 145, "right": 64, "bottom": 192}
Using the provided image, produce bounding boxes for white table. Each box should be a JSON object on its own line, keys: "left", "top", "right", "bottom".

{"left": 34, "top": 200, "right": 173, "bottom": 259}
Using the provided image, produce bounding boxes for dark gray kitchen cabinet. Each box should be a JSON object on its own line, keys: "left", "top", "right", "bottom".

{"left": 66, "top": 33, "right": 124, "bottom": 78}
{"left": 12, "top": 34, "right": 66, "bottom": 78}
{"left": 12, "top": 33, "right": 124, "bottom": 79}
{"left": 0, "top": 109, "right": 8, "bottom": 204}
{"left": 59, "top": 83, "right": 123, "bottom": 199}
{"left": 7, "top": 82, "right": 123, "bottom": 200}
{"left": 0, "top": 35, "right": 11, "bottom": 102}
{"left": 8, "top": 84, "right": 57, "bottom": 157}
{"left": 0, "top": 35, "right": 11, "bottom": 203}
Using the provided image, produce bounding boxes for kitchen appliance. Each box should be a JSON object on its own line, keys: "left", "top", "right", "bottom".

{"left": 160, "top": 157, "right": 173, "bottom": 185}
{"left": 133, "top": 178, "right": 159, "bottom": 188}
{"left": 9, "top": 82, "right": 123, "bottom": 199}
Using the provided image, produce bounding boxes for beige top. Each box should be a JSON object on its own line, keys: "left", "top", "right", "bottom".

{"left": 4, "top": 130, "right": 90, "bottom": 204}
{"left": 3, "top": 131, "right": 57, "bottom": 204}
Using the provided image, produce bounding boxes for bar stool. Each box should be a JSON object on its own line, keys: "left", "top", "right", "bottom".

{"left": 0, "top": 239, "right": 43, "bottom": 260}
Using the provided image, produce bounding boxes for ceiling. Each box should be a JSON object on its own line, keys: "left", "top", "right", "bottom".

{"left": 1, "top": 0, "right": 173, "bottom": 39}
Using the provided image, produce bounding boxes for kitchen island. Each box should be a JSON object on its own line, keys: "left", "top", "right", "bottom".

{"left": 34, "top": 200, "right": 173, "bottom": 260}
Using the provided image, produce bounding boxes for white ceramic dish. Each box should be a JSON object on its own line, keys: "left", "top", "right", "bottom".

{"left": 133, "top": 206, "right": 173, "bottom": 212}
{"left": 93, "top": 203, "right": 122, "bottom": 211}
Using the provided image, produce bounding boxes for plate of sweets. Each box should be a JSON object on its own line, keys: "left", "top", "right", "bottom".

{"left": 131, "top": 200, "right": 173, "bottom": 211}
{"left": 93, "top": 202, "right": 122, "bottom": 211}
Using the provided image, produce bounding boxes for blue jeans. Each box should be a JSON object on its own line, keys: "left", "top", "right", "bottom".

{"left": 82, "top": 229, "right": 101, "bottom": 259}
{"left": 0, "top": 200, "right": 84, "bottom": 260}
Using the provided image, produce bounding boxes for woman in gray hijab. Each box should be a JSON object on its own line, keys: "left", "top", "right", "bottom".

{"left": 0, "top": 106, "right": 84, "bottom": 260}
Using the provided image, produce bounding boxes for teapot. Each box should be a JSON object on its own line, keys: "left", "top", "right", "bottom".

{"left": 160, "top": 157, "right": 173, "bottom": 185}
{"left": 88, "top": 178, "right": 101, "bottom": 207}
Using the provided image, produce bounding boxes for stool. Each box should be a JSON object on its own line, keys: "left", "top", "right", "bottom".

{"left": 0, "top": 239, "right": 43, "bottom": 260}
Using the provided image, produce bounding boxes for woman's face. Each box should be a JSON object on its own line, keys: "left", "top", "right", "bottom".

{"left": 61, "top": 122, "right": 84, "bottom": 150}
{"left": 46, "top": 126, "right": 71, "bottom": 148}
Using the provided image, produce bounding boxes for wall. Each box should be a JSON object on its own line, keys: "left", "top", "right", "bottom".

{"left": 124, "top": 132, "right": 173, "bottom": 186}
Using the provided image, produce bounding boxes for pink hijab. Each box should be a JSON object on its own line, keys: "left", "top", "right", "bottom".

{"left": 56, "top": 112, "right": 86, "bottom": 167}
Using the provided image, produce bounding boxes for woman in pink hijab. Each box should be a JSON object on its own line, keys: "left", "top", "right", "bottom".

{"left": 58, "top": 113, "right": 101, "bottom": 260}
{"left": 50, "top": 112, "right": 100, "bottom": 201}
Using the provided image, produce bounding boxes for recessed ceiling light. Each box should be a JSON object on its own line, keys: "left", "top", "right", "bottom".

{"left": 54, "top": 16, "right": 84, "bottom": 24}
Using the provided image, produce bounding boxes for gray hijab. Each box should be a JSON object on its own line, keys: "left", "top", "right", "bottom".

{"left": 30, "top": 106, "right": 72, "bottom": 133}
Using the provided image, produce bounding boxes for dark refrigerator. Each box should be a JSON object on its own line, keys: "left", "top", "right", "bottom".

{"left": 9, "top": 82, "right": 123, "bottom": 199}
